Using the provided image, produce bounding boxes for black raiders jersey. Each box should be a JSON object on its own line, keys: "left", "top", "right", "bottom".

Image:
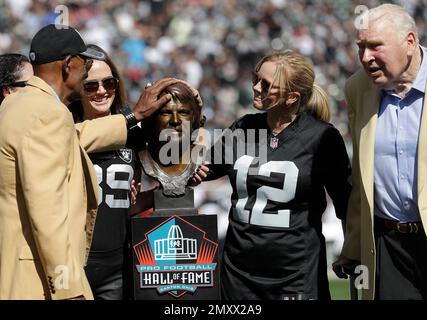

{"left": 208, "top": 112, "right": 351, "bottom": 300}
{"left": 89, "top": 148, "right": 138, "bottom": 254}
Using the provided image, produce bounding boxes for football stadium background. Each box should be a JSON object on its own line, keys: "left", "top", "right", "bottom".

{"left": 2, "top": 0, "right": 427, "bottom": 299}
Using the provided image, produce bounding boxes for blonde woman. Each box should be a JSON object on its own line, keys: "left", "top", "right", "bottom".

{"left": 207, "top": 51, "right": 351, "bottom": 300}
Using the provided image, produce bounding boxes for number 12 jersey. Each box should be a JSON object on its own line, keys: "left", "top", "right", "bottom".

{"left": 208, "top": 112, "right": 351, "bottom": 300}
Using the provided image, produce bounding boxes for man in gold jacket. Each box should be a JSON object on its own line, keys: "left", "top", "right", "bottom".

{"left": 0, "top": 24, "right": 176, "bottom": 300}
{"left": 334, "top": 4, "right": 427, "bottom": 299}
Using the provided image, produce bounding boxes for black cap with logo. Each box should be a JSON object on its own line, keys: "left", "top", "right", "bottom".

{"left": 29, "top": 24, "right": 105, "bottom": 65}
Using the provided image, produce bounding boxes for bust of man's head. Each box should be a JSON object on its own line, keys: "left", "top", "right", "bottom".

{"left": 141, "top": 82, "right": 205, "bottom": 196}
{"left": 148, "top": 82, "right": 203, "bottom": 156}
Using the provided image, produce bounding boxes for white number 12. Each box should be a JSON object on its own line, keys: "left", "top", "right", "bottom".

{"left": 234, "top": 155, "right": 298, "bottom": 228}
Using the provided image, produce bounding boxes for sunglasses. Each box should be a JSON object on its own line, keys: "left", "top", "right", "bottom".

{"left": 83, "top": 77, "right": 118, "bottom": 95}
{"left": 252, "top": 71, "right": 280, "bottom": 93}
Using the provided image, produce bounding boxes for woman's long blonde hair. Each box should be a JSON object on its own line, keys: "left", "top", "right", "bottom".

{"left": 254, "top": 50, "right": 331, "bottom": 122}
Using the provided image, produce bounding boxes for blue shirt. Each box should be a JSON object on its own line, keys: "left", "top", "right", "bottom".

{"left": 48, "top": 85, "right": 60, "bottom": 102}
{"left": 374, "top": 47, "right": 427, "bottom": 222}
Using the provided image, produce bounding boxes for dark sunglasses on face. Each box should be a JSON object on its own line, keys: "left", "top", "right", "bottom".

{"left": 252, "top": 71, "right": 280, "bottom": 93}
{"left": 83, "top": 77, "right": 118, "bottom": 95}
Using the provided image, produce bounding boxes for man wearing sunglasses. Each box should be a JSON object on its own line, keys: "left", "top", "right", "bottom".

{"left": 0, "top": 53, "right": 34, "bottom": 104}
{"left": 0, "top": 24, "right": 177, "bottom": 300}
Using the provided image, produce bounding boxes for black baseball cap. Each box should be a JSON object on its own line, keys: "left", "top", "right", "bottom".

{"left": 29, "top": 24, "right": 105, "bottom": 65}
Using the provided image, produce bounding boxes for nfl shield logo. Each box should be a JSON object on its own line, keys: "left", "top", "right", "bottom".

{"left": 269, "top": 137, "right": 279, "bottom": 149}
{"left": 118, "top": 149, "right": 132, "bottom": 163}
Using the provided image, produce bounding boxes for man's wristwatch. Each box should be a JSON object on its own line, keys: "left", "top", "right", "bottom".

{"left": 119, "top": 106, "right": 138, "bottom": 129}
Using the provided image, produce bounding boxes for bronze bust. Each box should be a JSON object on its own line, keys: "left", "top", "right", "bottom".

{"left": 139, "top": 82, "right": 205, "bottom": 197}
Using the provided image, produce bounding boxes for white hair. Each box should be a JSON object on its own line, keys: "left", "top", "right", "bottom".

{"left": 360, "top": 4, "right": 418, "bottom": 43}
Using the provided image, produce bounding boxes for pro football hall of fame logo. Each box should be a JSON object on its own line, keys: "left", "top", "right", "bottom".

{"left": 132, "top": 215, "right": 219, "bottom": 299}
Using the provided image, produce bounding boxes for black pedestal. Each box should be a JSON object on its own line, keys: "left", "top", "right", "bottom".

{"left": 131, "top": 187, "right": 220, "bottom": 300}
{"left": 153, "top": 188, "right": 198, "bottom": 215}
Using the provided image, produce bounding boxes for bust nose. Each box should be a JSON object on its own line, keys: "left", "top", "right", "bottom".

{"left": 169, "top": 111, "right": 181, "bottom": 127}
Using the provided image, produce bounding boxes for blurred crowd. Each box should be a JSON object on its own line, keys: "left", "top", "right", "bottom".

{"left": 3, "top": 0, "right": 427, "bottom": 137}
{"left": 2, "top": 0, "right": 427, "bottom": 258}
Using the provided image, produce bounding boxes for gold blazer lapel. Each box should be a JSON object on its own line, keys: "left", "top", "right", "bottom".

{"left": 79, "top": 146, "right": 99, "bottom": 260}
{"left": 418, "top": 87, "right": 427, "bottom": 225}
{"left": 80, "top": 147, "right": 98, "bottom": 212}
{"left": 358, "top": 84, "right": 380, "bottom": 215}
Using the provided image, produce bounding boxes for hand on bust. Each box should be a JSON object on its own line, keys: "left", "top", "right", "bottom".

{"left": 132, "top": 78, "right": 178, "bottom": 122}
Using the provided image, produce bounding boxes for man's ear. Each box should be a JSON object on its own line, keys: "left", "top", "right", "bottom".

{"left": 2, "top": 86, "right": 12, "bottom": 98}
{"left": 62, "top": 56, "right": 73, "bottom": 79}
{"left": 406, "top": 31, "right": 417, "bottom": 55}
{"left": 285, "top": 92, "right": 301, "bottom": 106}
{"left": 192, "top": 110, "right": 205, "bottom": 129}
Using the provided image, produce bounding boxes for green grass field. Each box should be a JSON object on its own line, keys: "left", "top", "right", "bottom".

{"left": 330, "top": 278, "right": 351, "bottom": 300}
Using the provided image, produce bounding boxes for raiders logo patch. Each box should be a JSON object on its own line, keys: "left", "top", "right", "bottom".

{"left": 117, "top": 148, "right": 132, "bottom": 163}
